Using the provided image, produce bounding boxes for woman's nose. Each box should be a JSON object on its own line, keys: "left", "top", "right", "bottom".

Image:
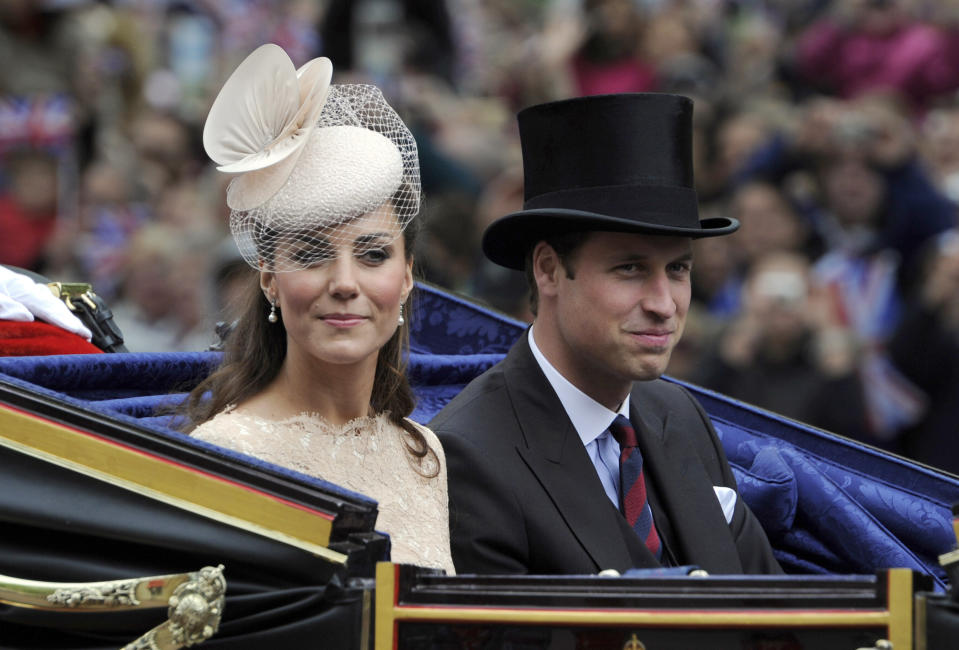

{"left": 328, "top": 257, "right": 360, "bottom": 298}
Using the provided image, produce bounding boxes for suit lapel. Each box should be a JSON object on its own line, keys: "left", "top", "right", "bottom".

{"left": 502, "top": 336, "right": 646, "bottom": 572}
{"left": 630, "top": 386, "right": 745, "bottom": 573}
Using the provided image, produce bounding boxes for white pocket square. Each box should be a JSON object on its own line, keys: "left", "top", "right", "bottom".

{"left": 713, "top": 486, "right": 737, "bottom": 524}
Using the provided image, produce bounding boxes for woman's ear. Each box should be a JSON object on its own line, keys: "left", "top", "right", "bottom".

{"left": 401, "top": 256, "right": 414, "bottom": 302}
{"left": 260, "top": 271, "right": 276, "bottom": 300}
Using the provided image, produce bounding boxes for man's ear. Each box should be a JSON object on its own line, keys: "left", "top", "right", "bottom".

{"left": 532, "top": 242, "right": 561, "bottom": 299}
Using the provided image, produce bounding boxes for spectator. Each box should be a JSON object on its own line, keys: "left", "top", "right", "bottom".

{"left": 466, "top": 164, "right": 530, "bottom": 321}
{"left": 794, "top": 0, "right": 959, "bottom": 114}
{"left": 693, "top": 250, "right": 869, "bottom": 440}
{"left": 734, "top": 94, "right": 956, "bottom": 303}
{"left": 918, "top": 104, "right": 959, "bottom": 203}
{"left": 700, "top": 180, "right": 817, "bottom": 317}
{"left": 123, "top": 108, "right": 203, "bottom": 202}
{"left": 0, "top": 0, "right": 89, "bottom": 98}
{"left": 807, "top": 97, "right": 953, "bottom": 440}
{"left": 568, "top": 0, "right": 658, "bottom": 96}
{"left": 110, "top": 223, "right": 216, "bottom": 352}
{"left": 888, "top": 229, "right": 959, "bottom": 473}
{"left": 0, "top": 149, "right": 60, "bottom": 272}
{"left": 510, "top": 0, "right": 659, "bottom": 105}
{"left": 48, "top": 158, "right": 149, "bottom": 300}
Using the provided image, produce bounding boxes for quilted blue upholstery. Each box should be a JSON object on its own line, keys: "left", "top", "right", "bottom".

{"left": 1, "top": 282, "right": 956, "bottom": 588}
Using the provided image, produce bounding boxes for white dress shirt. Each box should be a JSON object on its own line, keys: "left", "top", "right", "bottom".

{"left": 528, "top": 325, "right": 628, "bottom": 509}
{"left": 529, "top": 326, "right": 736, "bottom": 525}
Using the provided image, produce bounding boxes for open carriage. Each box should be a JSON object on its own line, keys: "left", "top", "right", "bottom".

{"left": 1, "top": 283, "right": 958, "bottom": 648}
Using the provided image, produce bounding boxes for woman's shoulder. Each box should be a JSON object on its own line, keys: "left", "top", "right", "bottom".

{"left": 190, "top": 406, "right": 247, "bottom": 441}
{"left": 401, "top": 418, "right": 447, "bottom": 477}
{"left": 404, "top": 418, "right": 443, "bottom": 447}
{"left": 191, "top": 405, "right": 298, "bottom": 442}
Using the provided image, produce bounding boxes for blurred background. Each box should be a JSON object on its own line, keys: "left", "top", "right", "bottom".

{"left": 2, "top": 0, "right": 958, "bottom": 472}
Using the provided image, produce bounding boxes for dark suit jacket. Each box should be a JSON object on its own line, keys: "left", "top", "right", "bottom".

{"left": 430, "top": 333, "right": 782, "bottom": 576}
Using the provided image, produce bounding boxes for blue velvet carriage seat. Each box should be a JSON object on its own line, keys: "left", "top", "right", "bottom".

{"left": 0, "top": 282, "right": 957, "bottom": 591}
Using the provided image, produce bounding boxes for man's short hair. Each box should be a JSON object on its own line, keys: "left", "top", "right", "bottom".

{"left": 523, "top": 230, "right": 592, "bottom": 316}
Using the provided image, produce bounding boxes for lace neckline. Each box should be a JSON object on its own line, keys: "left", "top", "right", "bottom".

{"left": 221, "top": 404, "right": 389, "bottom": 435}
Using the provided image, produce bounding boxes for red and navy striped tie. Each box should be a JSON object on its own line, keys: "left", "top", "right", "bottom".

{"left": 609, "top": 414, "right": 662, "bottom": 561}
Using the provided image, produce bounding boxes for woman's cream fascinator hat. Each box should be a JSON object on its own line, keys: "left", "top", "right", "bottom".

{"left": 203, "top": 44, "right": 421, "bottom": 272}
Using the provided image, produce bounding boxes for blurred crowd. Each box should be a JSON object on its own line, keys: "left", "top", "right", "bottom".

{"left": 1, "top": 0, "right": 958, "bottom": 472}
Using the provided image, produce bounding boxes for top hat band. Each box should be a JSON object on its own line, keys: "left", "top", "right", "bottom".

{"left": 523, "top": 183, "right": 700, "bottom": 229}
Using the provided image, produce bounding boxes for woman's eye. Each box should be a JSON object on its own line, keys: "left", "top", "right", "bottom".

{"left": 292, "top": 248, "right": 330, "bottom": 265}
{"left": 359, "top": 247, "right": 390, "bottom": 263}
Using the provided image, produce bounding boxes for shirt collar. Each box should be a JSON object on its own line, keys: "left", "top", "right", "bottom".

{"left": 528, "top": 324, "right": 630, "bottom": 446}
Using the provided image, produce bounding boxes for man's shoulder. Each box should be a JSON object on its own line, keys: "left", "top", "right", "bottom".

{"left": 631, "top": 377, "right": 692, "bottom": 405}
{"left": 428, "top": 358, "right": 511, "bottom": 433}
{"left": 631, "top": 378, "right": 710, "bottom": 429}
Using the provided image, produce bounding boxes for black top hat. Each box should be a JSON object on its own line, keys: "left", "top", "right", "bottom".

{"left": 482, "top": 93, "right": 739, "bottom": 269}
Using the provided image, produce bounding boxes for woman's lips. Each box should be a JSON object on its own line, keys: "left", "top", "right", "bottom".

{"left": 321, "top": 314, "right": 367, "bottom": 328}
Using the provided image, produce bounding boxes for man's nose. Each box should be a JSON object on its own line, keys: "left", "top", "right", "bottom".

{"left": 640, "top": 272, "right": 677, "bottom": 318}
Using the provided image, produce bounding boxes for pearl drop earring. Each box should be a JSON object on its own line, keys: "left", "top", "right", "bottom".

{"left": 267, "top": 297, "right": 278, "bottom": 323}
{"left": 397, "top": 303, "right": 405, "bottom": 326}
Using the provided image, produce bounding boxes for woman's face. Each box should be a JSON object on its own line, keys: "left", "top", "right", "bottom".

{"left": 261, "top": 210, "right": 413, "bottom": 371}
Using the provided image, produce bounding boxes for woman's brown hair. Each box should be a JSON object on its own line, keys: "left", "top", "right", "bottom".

{"left": 179, "top": 217, "right": 437, "bottom": 475}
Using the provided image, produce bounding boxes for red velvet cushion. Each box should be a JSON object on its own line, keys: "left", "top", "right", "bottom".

{"left": 0, "top": 320, "right": 102, "bottom": 356}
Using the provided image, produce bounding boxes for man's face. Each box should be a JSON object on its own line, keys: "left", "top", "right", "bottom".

{"left": 822, "top": 157, "right": 884, "bottom": 229}
{"left": 543, "top": 232, "right": 692, "bottom": 404}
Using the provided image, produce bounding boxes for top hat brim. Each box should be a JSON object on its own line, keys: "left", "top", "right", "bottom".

{"left": 482, "top": 208, "right": 739, "bottom": 270}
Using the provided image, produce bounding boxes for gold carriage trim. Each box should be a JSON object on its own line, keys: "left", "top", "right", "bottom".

{"left": 374, "top": 564, "right": 918, "bottom": 650}
{"left": 0, "top": 403, "right": 346, "bottom": 564}
{"left": 1, "top": 565, "right": 226, "bottom": 650}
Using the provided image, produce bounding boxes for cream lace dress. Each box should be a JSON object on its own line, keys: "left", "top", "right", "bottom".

{"left": 192, "top": 408, "right": 454, "bottom": 574}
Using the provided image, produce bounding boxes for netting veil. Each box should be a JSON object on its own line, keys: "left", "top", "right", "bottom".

{"left": 203, "top": 44, "right": 420, "bottom": 272}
